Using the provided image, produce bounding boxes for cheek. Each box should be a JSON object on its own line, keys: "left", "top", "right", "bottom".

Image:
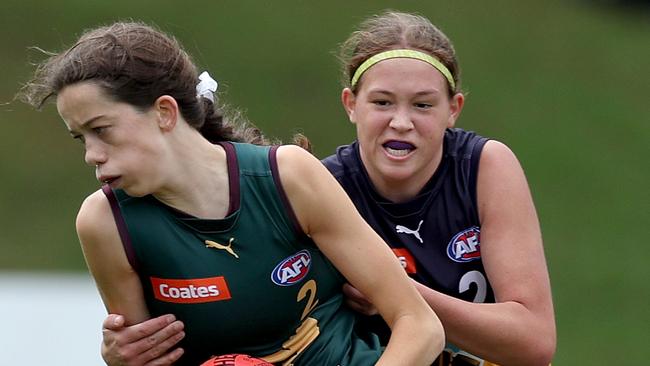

{"left": 417, "top": 114, "right": 449, "bottom": 137}
{"left": 420, "top": 126, "right": 445, "bottom": 139}
{"left": 132, "top": 147, "right": 159, "bottom": 168}
{"left": 117, "top": 143, "right": 155, "bottom": 170}
{"left": 355, "top": 123, "right": 381, "bottom": 147}
{"left": 355, "top": 111, "right": 387, "bottom": 136}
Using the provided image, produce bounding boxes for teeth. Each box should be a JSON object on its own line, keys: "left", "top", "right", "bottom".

{"left": 385, "top": 147, "right": 410, "bottom": 157}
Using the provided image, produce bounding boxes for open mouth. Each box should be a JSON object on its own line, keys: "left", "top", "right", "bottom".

{"left": 99, "top": 176, "right": 120, "bottom": 186}
{"left": 383, "top": 141, "right": 415, "bottom": 157}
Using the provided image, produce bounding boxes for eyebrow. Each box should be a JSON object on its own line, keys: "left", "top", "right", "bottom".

{"left": 67, "top": 115, "right": 105, "bottom": 136}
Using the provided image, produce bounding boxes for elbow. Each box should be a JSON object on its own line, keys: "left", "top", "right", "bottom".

{"left": 491, "top": 320, "right": 556, "bottom": 366}
{"left": 427, "top": 313, "right": 446, "bottom": 358}
{"left": 521, "top": 330, "right": 556, "bottom": 366}
{"left": 534, "top": 334, "right": 556, "bottom": 366}
{"left": 406, "top": 309, "right": 446, "bottom": 361}
{"left": 513, "top": 302, "right": 556, "bottom": 365}
{"left": 534, "top": 319, "right": 557, "bottom": 365}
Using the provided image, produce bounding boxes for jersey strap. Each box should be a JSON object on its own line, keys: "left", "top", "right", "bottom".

{"left": 102, "top": 184, "right": 139, "bottom": 271}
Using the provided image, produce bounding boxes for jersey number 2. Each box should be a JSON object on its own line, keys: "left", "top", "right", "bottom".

{"left": 297, "top": 279, "right": 319, "bottom": 320}
{"left": 459, "top": 270, "right": 487, "bottom": 303}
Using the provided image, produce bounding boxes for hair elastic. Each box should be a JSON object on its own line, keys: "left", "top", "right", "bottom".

{"left": 350, "top": 49, "right": 455, "bottom": 90}
{"left": 196, "top": 71, "right": 219, "bottom": 102}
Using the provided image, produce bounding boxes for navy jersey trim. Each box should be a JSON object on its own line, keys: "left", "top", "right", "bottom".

{"left": 268, "top": 145, "right": 310, "bottom": 242}
{"left": 468, "top": 137, "right": 489, "bottom": 219}
{"left": 101, "top": 185, "right": 139, "bottom": 271}
{"left": 218, "top": 142, "right": 240, "bottom": 216}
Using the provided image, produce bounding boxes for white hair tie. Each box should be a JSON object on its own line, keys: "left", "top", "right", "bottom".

{"left": 196, "top": 71, "right": 218, "bottom": 102}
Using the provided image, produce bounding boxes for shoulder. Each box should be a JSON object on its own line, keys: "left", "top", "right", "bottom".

{"left": 275, "top": 144, "right": 349, "bottom": 199}
{"left": 274, "top": 145, "right": 349, "bottom": 234}
{"left": 276, "top": 144, "right": 323, "bottom": 179}
{"left": 76, "top": 189, "right": 115, "bottom": 243}
{"left": 479, "top": 140, "right": 520, "bottom": 169}
{"left": 478, "top": 140, "right": 525, "bottom": 186}
{"left": 477, "top": 140, "right": 532, "bottom": 215}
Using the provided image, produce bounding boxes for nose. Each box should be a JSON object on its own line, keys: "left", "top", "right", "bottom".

{"left": 388, "top": 108, "right": 414, "bottom": 131}
{"left": 83, "top": 140, "right": 107, "bottom": 167}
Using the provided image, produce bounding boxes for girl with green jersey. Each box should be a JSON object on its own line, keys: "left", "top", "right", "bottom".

{"left": 19, "top": 21, "right": 444, "bottom": 365}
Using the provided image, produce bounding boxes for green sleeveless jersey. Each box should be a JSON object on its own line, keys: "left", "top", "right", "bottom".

{"left": 103, "top": 142, "right": 383, "bottom": 365}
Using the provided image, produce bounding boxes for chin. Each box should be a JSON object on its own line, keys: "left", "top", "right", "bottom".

{"left": 380, "top": 166, "right": 417, "bottom": 182}
{"left": 121, "top": 185, "right": 149, "bottom": 198}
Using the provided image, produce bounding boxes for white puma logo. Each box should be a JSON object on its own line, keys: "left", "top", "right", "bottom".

{"left": 396, "top": 220, "right": 424, "bottom": 244}
{"left": 205, "top": 238, "right": 239, "bottom": 258}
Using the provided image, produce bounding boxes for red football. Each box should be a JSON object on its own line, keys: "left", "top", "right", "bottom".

{"left": 200, "top": 354, "right": 274, "bottom": 366}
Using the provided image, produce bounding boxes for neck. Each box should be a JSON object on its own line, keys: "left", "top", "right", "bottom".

{"left": 363, "top": 148, "right": 443, "bottom": 204}
{"left": 153, "top": 125, "right": 231, "bottom": 219}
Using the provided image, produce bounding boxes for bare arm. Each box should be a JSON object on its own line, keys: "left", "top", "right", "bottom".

{"left": 417, "top": 141, "right": 555, "bottom": 365}
{"left": 277, "top": 145, "right": 444, "bottom": 366}
{"left": 78, "top": 191, "right": 185, "bottom": 365}
{"left": 77, "top": 190, "right": 149, "bottom": 323}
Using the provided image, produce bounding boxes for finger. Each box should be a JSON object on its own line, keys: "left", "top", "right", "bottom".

{"left": 342, "top": 283, "right": 373, "bottom": 308}
{"left": 105, "top": 321, "right": 184, "bottom": 366}
{"left": 103, "top": 314, "right": 126, "bottom": 330}
{"left": 343, "top": 284, "right": 379, "bottom": 316}
{"left": 102, "top": 315, "right": 124, "bottom": 348}
{"left": 144, "top": 347, "right": 184, "bottom": 366}
{"left": 108, "top": 315, "right": 179, "bottom": 344}
{"left": 344, "top": 297, "right": 373, "bottom": 315}
{"left": 342, "top": 283, "right": 367, "bottom": 301}
{"left": 344, "top": 297, "right": 366, "bottom": 313}
{"left": 126, "top": 320, "right": 185, "bottom": 361}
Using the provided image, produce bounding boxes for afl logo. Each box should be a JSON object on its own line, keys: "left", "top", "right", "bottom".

{"left": 271, "top": 250, "right": 312, "bottom": 286}
{"left": 447, "top": 226, "right": 481, "bottom": 263}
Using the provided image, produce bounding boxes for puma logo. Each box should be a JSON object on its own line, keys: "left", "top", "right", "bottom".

{"left": 396, "top": 220, "right": 424, "bottom": 244}
{"left": 205, "top": 238, "right": 239, "bottom": 258}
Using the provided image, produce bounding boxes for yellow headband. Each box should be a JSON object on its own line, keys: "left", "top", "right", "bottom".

{"left": 350, "top": 49, "right": 455, "bottom": 90}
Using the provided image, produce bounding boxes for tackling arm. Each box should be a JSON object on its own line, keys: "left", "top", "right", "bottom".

{"left": 276, "top": 145, "right": 444, "bottom": 366}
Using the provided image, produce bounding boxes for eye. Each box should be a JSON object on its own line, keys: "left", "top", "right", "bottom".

{"left": 414, "top": 102, "right": 433, "bottom": 109}
{"left": 92, "top": 126, "right": 109, "bottom": 135}
{"left": 372, "top": 100, "right": 391, "bottom": 107}
{"left": 72, "top": 134, "right": 86, "bottom": 144}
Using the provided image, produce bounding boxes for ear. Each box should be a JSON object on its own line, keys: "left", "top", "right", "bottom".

{"left": 447, "top": 92, "right": 465, "bottom": 128}
{"left": 154, "top": 95, "right": 179, "bottom": 132}
{"left": 341, "top": 88, "right": 357, "bottom": 124}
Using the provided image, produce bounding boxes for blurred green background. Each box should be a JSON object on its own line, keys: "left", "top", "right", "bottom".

{"left": 1, "top": 0, "right": 648, "bottom": 364}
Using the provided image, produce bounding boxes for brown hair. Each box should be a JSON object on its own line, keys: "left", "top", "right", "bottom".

{"left": 339, "top": 10, "right": 461, "bottom": 96}
{"left": 18, "top": 21, "right": 270, "bottom": 145}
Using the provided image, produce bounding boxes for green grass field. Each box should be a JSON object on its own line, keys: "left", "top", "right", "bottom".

{"left": 1, "top": 0, "right": 648, "bottom": 364}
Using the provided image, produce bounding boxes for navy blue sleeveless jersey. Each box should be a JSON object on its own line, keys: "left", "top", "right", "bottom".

{"left": 322, "top": 128, "right": 494, "bottom": 342}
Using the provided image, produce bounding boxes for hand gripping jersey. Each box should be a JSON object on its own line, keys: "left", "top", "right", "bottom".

{"left": 103, "top": 142, "right": 383, "bottom": 366}
{"left": 322, "top": 128, "right": 497, "bottom": 365}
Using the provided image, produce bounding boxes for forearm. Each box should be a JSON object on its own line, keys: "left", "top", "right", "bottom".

{"left": 415, "top": 281, "right": 555, "bottom": 366}
{"left": 377, "top": 312, "right": 443, "bottom": 366}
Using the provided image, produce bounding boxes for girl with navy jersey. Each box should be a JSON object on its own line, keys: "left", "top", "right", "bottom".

{"left": 329, "top": 11, "right": 556, "bottom": 366}
{"left": 19, "top": 21, "right": 444, "bottom": 366}
{"left": 94, "top": 11, "right": 556, "bottom": 366}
